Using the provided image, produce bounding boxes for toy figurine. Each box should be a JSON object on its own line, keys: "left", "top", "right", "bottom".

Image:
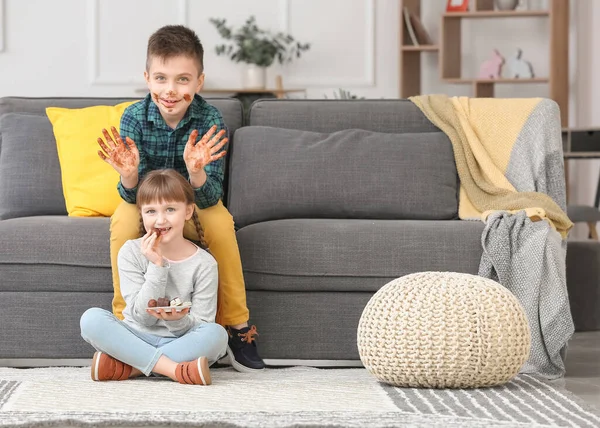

{"left": 478, "top": 49, "right": 504, "bottom": 79}
{"left": 505, "top": 48, "right": 534, "bottom": 78}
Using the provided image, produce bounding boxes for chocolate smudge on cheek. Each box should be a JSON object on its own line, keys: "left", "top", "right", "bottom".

{"left": 183, "top": 94, "right": 191, "bottom": 102}
{"left": 152, "top": 93, "right": 160, "bottom": 102}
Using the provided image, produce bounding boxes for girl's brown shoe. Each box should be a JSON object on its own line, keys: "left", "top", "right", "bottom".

{"left": 91, "top": 351, "right": 132, "bottom": 381}
{"left": 175, "top": 356, "right": 211, "bottom": 385}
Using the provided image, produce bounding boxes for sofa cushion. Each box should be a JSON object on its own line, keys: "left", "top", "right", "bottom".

{"left": 228, "top": 127, "right": 458, "bottom": 228}
{"left": 0, "top": 113, "right": 67, "bottom": 219}
{"left": 0, "top": 216, "right": 110, "bottom": 266}
{"left": 0, "top": 217, "right": 112, "bottom": 292}
{"left": 46, "top": 102, "right": 135, "bottom": 217}
{"left": 0, "top": 291, "right": 110, "bottom": 358}
{"left": 236, "top": 218, "right": 484, "bottom": 292}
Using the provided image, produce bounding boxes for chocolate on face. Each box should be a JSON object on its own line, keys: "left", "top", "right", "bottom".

{"left": 151, "top": 92, "right": 192, "bottom": 113}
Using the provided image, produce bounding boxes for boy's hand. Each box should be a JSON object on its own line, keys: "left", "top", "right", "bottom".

{"left": 140, "top": 229, "right": 163, "bottom": 266}
{"left": 183, "top": 126, "right": 228, "bottom": 174}
{"left": 97, "top": 127, "right": 140, "bottom": 179}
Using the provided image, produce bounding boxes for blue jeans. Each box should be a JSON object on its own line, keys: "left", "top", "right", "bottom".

{"left": 80, "top": 308, "right": 228, "bottom": 376}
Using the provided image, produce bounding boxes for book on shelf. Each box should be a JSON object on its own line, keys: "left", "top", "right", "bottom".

{"left": 403, "top": 7, "right": 433, "bottom": 46}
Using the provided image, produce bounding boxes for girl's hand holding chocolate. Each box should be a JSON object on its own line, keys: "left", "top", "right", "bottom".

{"left": 140, "top": 229, "right": 163, "bottom": 266}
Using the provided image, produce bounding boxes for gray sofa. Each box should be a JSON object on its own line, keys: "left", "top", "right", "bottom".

{"left": 0, "top": 96, "right": 597, "bottom": 365}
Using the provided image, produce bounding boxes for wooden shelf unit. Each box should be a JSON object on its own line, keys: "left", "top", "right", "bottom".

{"left": 443, "top": 77, "right": 549, "bottom": 84}
{"left": 443, "top": 10, "right": 549, "bottom": 18}
{"left": 399, "top": 0, "right": 437, "bottom": 99}
{"left": 401, "top": 45, "right": 439, "bottom": 52}
{"left": 399, "top": 0, "right": 570, "bottom": 126}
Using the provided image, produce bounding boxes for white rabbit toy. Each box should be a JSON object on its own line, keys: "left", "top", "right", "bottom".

{"left": 505, "top": 48, "right": 534, "bottom": 78}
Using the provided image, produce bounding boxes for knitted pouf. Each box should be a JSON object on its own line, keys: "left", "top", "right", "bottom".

{"left": 357, "top": 272, "right": 531, "bottom": 389}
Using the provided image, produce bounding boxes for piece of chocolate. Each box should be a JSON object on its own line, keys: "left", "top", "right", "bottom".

{"left": 157, "top": 297, "right": 170, "bottom": 307}
{"left": 148, "top": 299, "right": 157, "bottom": 307}
{"left": 170, "top": 297, "right": 183, "bottom": 307}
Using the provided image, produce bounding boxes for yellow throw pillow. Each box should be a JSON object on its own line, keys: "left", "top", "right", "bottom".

{"left": 46, "top": 101, "right": 137, "bottom": 217}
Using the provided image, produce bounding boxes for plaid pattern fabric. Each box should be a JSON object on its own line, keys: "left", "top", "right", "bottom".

{"left": 117, "top": 94, "right": 227, "bottom": 208}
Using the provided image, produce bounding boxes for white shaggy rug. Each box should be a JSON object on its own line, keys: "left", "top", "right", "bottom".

{"left": 0, "top": 366, "right": 598, "bottom": 427}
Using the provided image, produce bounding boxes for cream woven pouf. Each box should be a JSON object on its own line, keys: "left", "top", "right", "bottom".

{"left": 357, "top": 272, "right": 531, "bottom": 389}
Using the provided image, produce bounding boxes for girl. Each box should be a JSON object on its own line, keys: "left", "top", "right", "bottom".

{"left": 80, "top": 169, "right": 228, "bottom": 385}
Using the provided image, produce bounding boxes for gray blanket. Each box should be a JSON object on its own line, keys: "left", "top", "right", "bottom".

{"left": 479, "top": 212, "right": 573, "bottom": 379}
{"left": 477, "top": 100, "right": 574, "bottom": 379}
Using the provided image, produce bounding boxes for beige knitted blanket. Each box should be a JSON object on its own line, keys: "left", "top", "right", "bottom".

{"left": 410, "top": 94, "right": 573, "bottom": 238}
{"left": 410, "top": 95, "right": 574, "bottom": 379}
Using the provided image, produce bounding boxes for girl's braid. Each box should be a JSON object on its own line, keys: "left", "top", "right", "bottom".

{"left": 191, "top": 211, "right": 208, "bottom": 250}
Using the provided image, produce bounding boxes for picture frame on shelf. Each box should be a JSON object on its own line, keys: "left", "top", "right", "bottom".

{"left": 446, "top": 0, "right": 469, "bottom": 12}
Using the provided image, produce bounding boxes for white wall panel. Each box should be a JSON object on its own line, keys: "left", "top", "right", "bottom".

{"left": 187, "top": 0, "right": 284, "bottom": 89}
{"left": 282, "top": 0, "right": 375, "bottom": 87}
{"left": 89, "top": 0, "right": 187, "bottom": 86}
{"left": 0, "top": 0, "right": 90, "bottom": 96}
{"left": 0, "top": 0, "right": 5, "bottom": 52}
{"left": 0, "top": 0, "right": 390, "bottom": 97}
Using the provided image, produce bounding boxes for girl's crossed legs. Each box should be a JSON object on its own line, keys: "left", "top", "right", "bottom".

{"left": 80, "top": 307, "right": 228, "bottom": 379}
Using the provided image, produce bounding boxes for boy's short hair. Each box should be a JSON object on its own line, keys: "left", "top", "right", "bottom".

{"left": 146, "top": 25, "right": 204, "bottom": 74}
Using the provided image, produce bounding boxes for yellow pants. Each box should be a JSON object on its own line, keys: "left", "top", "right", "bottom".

{"left": 109, "top": 200, "right": 249, "bottom": 326}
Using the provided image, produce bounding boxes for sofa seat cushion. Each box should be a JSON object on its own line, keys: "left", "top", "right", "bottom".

{"left": 0, "top": 216, "right": 112, "bottom": 292}
{"left": 237, "top": 219, "right": 484, "bottom": 292}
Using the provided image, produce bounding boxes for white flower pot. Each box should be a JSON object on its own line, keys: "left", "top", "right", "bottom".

{"left": 242, "top": 65, "right": 266, "bottom": 89}
{"left": 495, "top": 0, "right": 519, "bottom": 10}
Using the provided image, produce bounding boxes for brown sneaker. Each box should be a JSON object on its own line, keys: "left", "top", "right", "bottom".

{"left": 91, "top": 351, "right": 132, "bottom": 381}
{"left": 175, "top": 356, "right": 211, "bottom": 385}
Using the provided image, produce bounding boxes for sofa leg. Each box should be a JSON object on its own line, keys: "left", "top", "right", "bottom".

{"left": 587, "top": 222, "right": 598, "bottom": 240}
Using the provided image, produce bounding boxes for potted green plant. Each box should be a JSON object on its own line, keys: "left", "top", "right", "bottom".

{"left": 210, "top": 16, "right": 310, "bottom": 89}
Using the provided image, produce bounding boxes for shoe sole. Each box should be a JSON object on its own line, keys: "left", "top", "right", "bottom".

{"left": 198, "top": 356, "right": 212, "bottom": 385}
{"left": 226, "top": 345, "right": 266, "bottom": 373}
{"left": 91, "top": 351, "right": 102, "bottom": 381}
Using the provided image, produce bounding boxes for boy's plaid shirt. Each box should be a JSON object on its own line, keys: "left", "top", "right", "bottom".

{"left": 117, "top": 94, "right": 227, "bottom": 208}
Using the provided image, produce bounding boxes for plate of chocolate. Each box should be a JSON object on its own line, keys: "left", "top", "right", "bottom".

{"left": 146, "top": 297, "right": 192, "bottom": 313}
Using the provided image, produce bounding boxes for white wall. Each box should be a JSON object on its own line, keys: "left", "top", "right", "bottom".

{"left": 0, "top": 0, "right": 598, "bottom": 236}
{"left": 0, "top": 0, "right": 397, "bottom": 99}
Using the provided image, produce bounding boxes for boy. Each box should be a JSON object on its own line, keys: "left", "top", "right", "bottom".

{"left": 96, "top": 25, "right": 264, "bottom": 372}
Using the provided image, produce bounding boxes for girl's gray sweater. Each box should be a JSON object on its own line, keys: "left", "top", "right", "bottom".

{"left": 119, "top": 238, "right": 218, "bottom": 337}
